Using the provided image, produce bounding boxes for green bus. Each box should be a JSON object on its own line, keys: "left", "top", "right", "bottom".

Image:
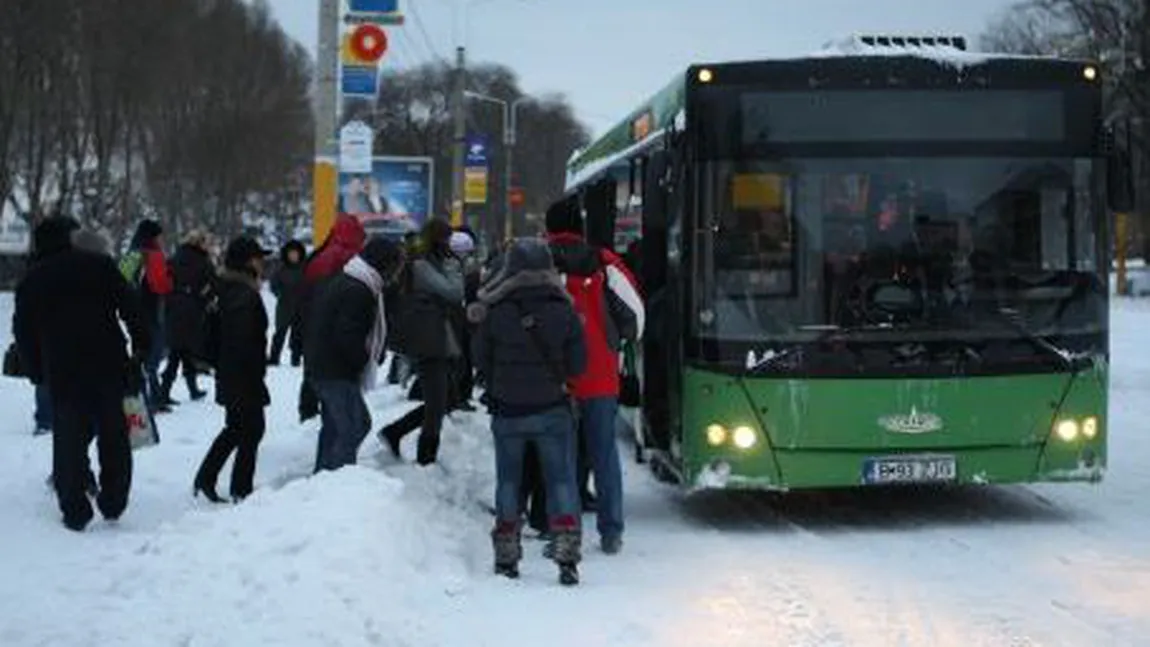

{"left": 551, "top": 36, "right": 1134, "bottom": 491}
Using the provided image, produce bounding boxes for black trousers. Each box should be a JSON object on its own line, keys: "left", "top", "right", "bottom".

{"left": 196, "top": 403, "right": 266, "bottom": 499}
{"left": 381, "top": 358, "right": 451, "bottom": 465}
{"left": 520, "top": 442, "right": 548, "bottom": 533}
{"left": 53, "top": 387, "right": 132, "bottom": 528}
{"left": 269, "top": 318, "right": 302, "bottom": 364}
{"left": 160, "top": 349, "right": 202, "bottom": 398}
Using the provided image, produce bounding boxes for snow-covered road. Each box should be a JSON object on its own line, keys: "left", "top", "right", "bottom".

{"left": 1, "top": 292, "right": 1147, "bottom": 647}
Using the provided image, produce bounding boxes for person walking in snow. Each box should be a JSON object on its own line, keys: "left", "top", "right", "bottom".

{"left": 269, "top": 239, "right": 307, "bottom": 367}
{"left": 469, "top": 238, "right": 587, "bottom": 585}
{"left": 297, "top": 214, "right": 366, "bottom": 423}
{"left": 160, "top": 229, "right": 215, "bottom": 403}
{"left": 379, "top": 218, "right": 465, "bottom": 466}
{"left": 193, "top": 237, "right": 271, "bottom": 503}
{"left": 306, "top": 237, "right": 405, "bottom": 472}
{"left": 545, "top": 204, "right": 644, "bottom": 555}
{"left": 120, "top": 219, "right": 175, "bottom": 413}
{"left": 17, "top": 217, "right": 75, "bottom": 437}
{"left": 14, "top": 217, "right": 149, "bottom": 531}
{"left": 450, "top": 229, "right": 481, "bottom": 409}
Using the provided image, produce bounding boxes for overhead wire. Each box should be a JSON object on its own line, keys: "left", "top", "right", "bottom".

{"left": 408, "top": 0, "right": 450, "bottom": 66}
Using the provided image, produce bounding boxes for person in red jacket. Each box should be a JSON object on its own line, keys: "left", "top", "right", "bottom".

{"left": 544, "top": 205, "right": 644, "bottom": 555}
{"left": 124, "top": 220, "right": 174, "bottom": 412}
{"left": 297, "top": 214, "right": 367, "bottom": 422}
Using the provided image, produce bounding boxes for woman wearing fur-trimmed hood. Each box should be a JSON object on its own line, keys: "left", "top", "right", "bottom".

{"left": 470, "top": 237, "right": 587, "bottom": 584}
{"left": 467, "top": 240, "right": 570, "bottom": 325}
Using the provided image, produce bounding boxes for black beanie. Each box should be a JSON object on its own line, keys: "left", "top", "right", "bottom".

{"left": 360, "top": 236, "right": 404, "bottom": 280}
{"left": 224, "top": 236, "right": 270, "bottom": 272}
{"left": 545, "top": 199, "right": 582, "bottom": 235}
{"left": 134, "top": 219, "right": 163, "bottom": 243}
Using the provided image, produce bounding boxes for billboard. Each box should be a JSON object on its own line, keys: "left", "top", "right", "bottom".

{"left": 339, "top": 156, "right": 434, "bottom": 238}
{"left": 464, "top": 134, "right": 489, "bottom": 205}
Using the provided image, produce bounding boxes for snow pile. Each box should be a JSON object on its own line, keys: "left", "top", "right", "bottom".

{"left": 8, "top": 466, "right": 489, "bottom": 646}
{"left": 811, "top": 34, "right": 995, "bottom": 67}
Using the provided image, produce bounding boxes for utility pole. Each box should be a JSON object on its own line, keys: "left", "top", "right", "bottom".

{"left": 504, "top": 101, "right": 520, "bottom": 241}
{"left": 451, "top": 46, "right": 467, "bottom": 227}
{"left": 312, "top": 0, "right": 340, "bottom": 244}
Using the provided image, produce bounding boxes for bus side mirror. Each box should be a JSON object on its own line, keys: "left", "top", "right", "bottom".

{"left": 1105, "top": 128, "right": 1135, "bottom": 213}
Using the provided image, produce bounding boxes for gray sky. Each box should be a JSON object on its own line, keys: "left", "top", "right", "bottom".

{"left": 269, "top": 0, "right": 1017, "bottom": 136}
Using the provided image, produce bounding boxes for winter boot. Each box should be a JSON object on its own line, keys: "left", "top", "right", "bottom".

{"left": 193, "top": 431, "right": 232, "bottom": 504}
{"left": 551, "top": 528, "right": 582, "bottom": 587}
{"left": 559, "top": 563, "right": 580, "bottom": 586}
{"left": 415, "top": 430, "right": 441, "bottom": 466}
{"left": 491, "top": 521, "right": 522, "bottom": 579}
{"left": 379, "top": 428, "right": 403, "bottom": 461}
{"left": 185, "top": 373, "right": 207, "bottom": 401}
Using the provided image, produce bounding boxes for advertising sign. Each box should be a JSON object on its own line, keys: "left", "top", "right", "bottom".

{"left": 341, "top": 65, "right": 378, "bottom": 97}
{"left": 464, "top": 133, "right": 489, "bottom": 205}
{"left": 339, "top": 121, "right": 374, "bottom": 173}
{"left": 465, "top": 134, "right": 489, "bottom": 167}
{"left": 464, "top": 168, "right": 488, "bottom": 205}
{"left": 339, "top": 156, "right": 434, "bottom": 238}
{"left": 349, "top": 0, "right": 399, "bottom": 12}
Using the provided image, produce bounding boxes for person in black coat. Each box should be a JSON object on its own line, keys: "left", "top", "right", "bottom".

{"left": 160, "top": 230, "right": 215, "bottom": 403}
{"left": 306, "top": 237, "right": 405, "bottom": 472}
{"left": 468, "top": 238, "right": 587, "bottom": 584}
{"left": 269, "top": 239, "right": 306, "bottom": 366}
{"left": 193, "top": 237, "right": 271, "bottom": 503}
{"left": 14, "top": 217, "right": 149, "bottom": 532}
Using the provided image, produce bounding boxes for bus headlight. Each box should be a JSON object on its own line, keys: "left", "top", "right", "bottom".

{"left": 1083, "top": 65, "right": 1098, "bottom": 81}
{"left": 706, "top": 424, "right": 727, "bottom": 446}
{"left": 1054, "top": 419, "right": 1079, "bottom": 442}
{"left": 732, "top": 426, "right": 758, "bottom": 450}
{"left": 1082, "top": 416, "right": 1099, "bottom": 439}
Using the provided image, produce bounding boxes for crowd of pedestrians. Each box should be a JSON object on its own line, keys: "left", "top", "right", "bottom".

{"left": 9, "top": 208, "right": 644, "bottom": 587}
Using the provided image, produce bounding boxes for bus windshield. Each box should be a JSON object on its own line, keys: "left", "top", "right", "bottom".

{"left": 692, "top": 157, "right": 1107, "bottom": 369}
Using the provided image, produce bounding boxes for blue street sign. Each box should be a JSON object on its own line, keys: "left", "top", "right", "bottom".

{"left": 341, "top": 65, "right": 378, "bottom": 96}
{"left": 349, "top": 0, "right": 399, "bottom": 13}
{"left": 465, "top": 134, "right": 489, "bottom": 167}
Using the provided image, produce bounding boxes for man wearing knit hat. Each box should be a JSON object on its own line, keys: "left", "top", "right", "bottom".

{"left": 306, "top": 237, "right": 405, "bottom": 471}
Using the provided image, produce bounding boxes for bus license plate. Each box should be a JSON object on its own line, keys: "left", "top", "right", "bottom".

{"left": 863, "top": 456, "right": 957, "bottom": 485}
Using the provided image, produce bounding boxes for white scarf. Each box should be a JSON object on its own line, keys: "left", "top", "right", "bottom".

{"left": 343, "top": 256, "right": 387, "bottom": 391}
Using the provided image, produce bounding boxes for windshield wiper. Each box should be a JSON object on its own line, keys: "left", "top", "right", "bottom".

{"left": 993, "top": 308, "right": 1092, "bottom": 371}
{"left": 744, "top": 325, "right": 854, "bottom": 373}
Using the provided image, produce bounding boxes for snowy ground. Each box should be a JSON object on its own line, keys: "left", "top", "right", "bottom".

{"left": 1, "top": 292, "right": 1149, "bottom": 647}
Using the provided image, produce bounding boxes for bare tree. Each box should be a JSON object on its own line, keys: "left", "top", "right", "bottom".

{"left": 0, "top": 0, "right": 313, "bottom": 247}
{"left": 984, "top": 0, "right": 1149, "bottom": 254}
{"left": 365, "top": 61, "right": 589, "bottom": 242}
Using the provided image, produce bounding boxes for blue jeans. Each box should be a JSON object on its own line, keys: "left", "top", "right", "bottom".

{"left": 581, "top": 397, "right": 624, "bottom": 539}
{"left": 313, "top": 380, "right": 372, "bottom": 472}
{"left": 492, "top": 406, "right": 579, "bottom": 530}
{"left": 35, "top": 384, "right": 53, "bottom": 431}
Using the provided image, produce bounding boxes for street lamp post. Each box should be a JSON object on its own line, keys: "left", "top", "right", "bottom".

{"left": 465, "top": 91, "right": 529, "bottom": 240}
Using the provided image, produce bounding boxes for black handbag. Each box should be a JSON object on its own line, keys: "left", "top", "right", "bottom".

{"left": 3, "top": 343, "right": 23, "bottom": 378}
{"left": 619, "top": 374, "right": 641, "bottom": 408}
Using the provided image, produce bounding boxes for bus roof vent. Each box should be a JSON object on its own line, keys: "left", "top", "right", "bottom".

{"left": 823, "top": 34, "right": 968, "bottom": 54}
